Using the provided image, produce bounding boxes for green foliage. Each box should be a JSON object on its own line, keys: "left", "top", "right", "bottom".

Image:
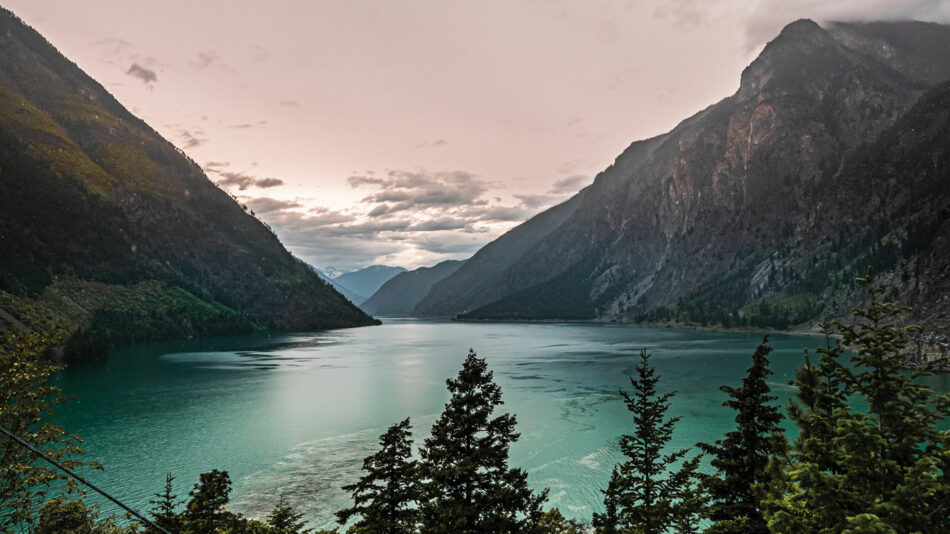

{"left": 0, "top": 332, "right": 99, "bottom": 533}
{"left": 418, "top": 349, "right": 548, "bottom": 533}
{"left": 337, "top": 418, "right": 419, "bottom": 533}
{"left": 699, "top": 338, "right": 786, "bottom": 534}
{"left": 34, "top": 499, "right": 138, "bottom": 534}
{"left": 760, "top": 272, "right": 950, "bottom": 533}
{"left": 266, "top": 495, "right": 307, "bottom": 534}
{"left": 592, "top": 350, "right": 704, "bottom": 534}
{"left": 147, "top": 473, "right": 181, "bottom": 534}
{"left": 185, "top": 469, "right": 232, "bottom": 534}
{"left": 538, "top": 508, "right": 587, "bottom": 533}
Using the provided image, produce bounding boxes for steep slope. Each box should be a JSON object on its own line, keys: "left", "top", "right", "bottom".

{"left": 310, "top": 267, "right": 366, "bottom": 306}
{"left": 0, "top": 8, "right": 377, "bottom": 359}
{"left": 427, "top": 19, "right": 950, "bottom": 342}
{"left": 414, "top": 187, "right": 588, "bottom": 315}
{"left": 332, "top": 265, "right": 406, "bottom": 304}
{"left": 362, "top": 260, "right": 465, "bottom": 316}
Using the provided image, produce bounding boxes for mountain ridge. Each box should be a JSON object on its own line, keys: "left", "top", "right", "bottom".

{"left": 421, "top": 19, "right": 950, "bottom": 353}
{"left": 363, "top": 260, "right": 464, "bottom": 316}
{"left": 0, "top": 7, "right": 377, "bottom": 359}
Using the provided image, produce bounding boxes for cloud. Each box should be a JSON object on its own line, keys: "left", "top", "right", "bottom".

{"left": 241, "top": 167, "right": 547, "bottom": 270}
{"left": 126, "top": 63, "right": 157, "bottom": 84}
{"left": 230, "top": 121, "right": 268, "bottom": 129}
{"left": 653, "top": 0, "right": 717, "bottom": 29}
{"left": 204, "top": 161, "right": 230, "bottom": 170}
{"left": 415, "top": 138, "right": 449, "bottom": 148}
{"left": 195, "top": 51, "right": 217, "bottom": 69}
{"left": 178, "top": 129, "right": 207, "bottom": 148}
{"left": 350, "top": 169, "right": 491, "bottom": 212}
{"left": 744, "top": 0, "right": 950, "bottom": 50}
{"left": 245, "top": 197, "right": 301, "bottom": 214}
{"left": 515, "top": 193, "right": 561, "bottom": 209}
{"left": 214, "top": 171, "right": 284, "bottom": 190}
{"left": 549, "top": 174, "right": 589, "bottom": 194}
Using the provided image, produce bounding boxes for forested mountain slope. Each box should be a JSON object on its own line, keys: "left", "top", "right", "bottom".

{"left": 0, "top": 8, "right": 377, "bottom": 360}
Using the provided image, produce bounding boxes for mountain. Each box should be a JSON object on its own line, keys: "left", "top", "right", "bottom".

{"left": 414, "top": 189, "right": 588, "bottom": 316}
{"left": 332, "top": 265, "right": 407, "bottom": 304}
{"left": 420, "top": 20, "right": 950, "bottom": 347}
{"left": 0, "top": 8, "right": 377, "bottom": 360}
{"left": 310, "top": 266, "right": 367, "bottom": 306}
{"left": 362, "top": 260, "right": 465, "bottom": 316}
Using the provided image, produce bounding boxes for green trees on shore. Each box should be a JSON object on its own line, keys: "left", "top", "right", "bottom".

{"left": 336, "top": 350, "right": 551, "bottom": 534}
{"left": 2, "top": 276, "right": 948, "bottom": 533}
{"left": 592, "top": 351, "right": 703, "bottom": 533}
{"left": 597, "top": 275, "right": 949, "bottom": 533}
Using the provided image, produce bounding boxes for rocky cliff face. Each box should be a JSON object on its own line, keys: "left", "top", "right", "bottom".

{"left": 424, "top": 19, "right": 950, "bottom": 347}
{"left": 0, "top": 8, "right": 377, "bottom": 359}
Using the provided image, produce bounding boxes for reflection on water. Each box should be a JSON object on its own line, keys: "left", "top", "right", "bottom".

{"left": 54, "top": 319, "right": 916, "bottom": 529}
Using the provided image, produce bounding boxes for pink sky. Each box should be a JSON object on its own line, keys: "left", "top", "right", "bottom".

{"left": 7, "top": 0, "right": 950, "bottom": 270}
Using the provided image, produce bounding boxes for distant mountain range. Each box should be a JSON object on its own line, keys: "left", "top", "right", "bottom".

{"left": 413, "top": 19, "right": 950, "bottom": 351}
{"left": 0, "top": 8, "right": 377, "bottom": 360}
{"left": 332, "top": 265, "right": 406, "bottom": 304}
{"left": 363, "top": 260, "right": 465, "bottom": 316}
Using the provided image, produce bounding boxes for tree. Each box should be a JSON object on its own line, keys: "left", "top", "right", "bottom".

{"left": 0, "top": 332, "right": 98, "bottom": 533}
{"left": 537, "top": 508, "right": 587, "bottom": 533}
{"left": 760, "top": 272, "right": 950, "bottom": 533}
{"left": 698, "top": 338, "right": 786, "bottom": 533}
{"left": 147, "top": 473, "right": 181, "bottom": 534}
{"left": 337, "top": 417, "right": 419, "bottom": 533}
{"left": 185, "top": 469, "right": 232, "bottom": 534}
{"left": 34, "top": 498, "right": 138, "bottom": 534}
{"left": 418, "top": 349, "right": 547, "bottom": 533}
{"left": 592, "top": 350, "right": 703, "bottom": 534}
{"left": 267, "top": 495, "right": 307, "bottom": 534}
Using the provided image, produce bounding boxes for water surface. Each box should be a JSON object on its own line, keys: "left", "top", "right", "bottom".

{"left": 55, "top": 319, "right": 936, "bottom": 528}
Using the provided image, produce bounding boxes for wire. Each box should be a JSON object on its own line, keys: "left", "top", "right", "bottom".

{"left": 0, "top": 424, "right": 172, "bottom": 534}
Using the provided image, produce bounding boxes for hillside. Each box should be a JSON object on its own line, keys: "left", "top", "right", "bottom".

{"left": 0, "top": 8, "right": 378, "bottom": 360}
{"left": 362, "top": 260, "right": 464, "bottom": 316}
{"left": 332, "top": 265, "right": 406, "bottom": 305}
{"left": 414, "top": 188, "right": 588, "bottom": 316}
{"left": 422, "top": 19, "right": 950, "bottom": 350}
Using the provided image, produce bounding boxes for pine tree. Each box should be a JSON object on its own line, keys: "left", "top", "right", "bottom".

{"left": 185, "top": 469, "right": 232, "bottom": 534}
{"left": 698, "top": 338, "right": 786, "bottom": 534}
{"left": 761, "top": 272, "right": 950, "bottom": 533}
{"left": 593, "top": 350, "right": 704, "bottom": 534}
{"left": 337, "top": 417, "right": 420, "bottom": 533}
{"left": 147, "top": 473, "right": 181, "bottom": 534}
{"left": 418, "top": 349, "right": 547, "bottom": 534}
{"left": 267, "top": 495, "right": 308, "bottom": 534}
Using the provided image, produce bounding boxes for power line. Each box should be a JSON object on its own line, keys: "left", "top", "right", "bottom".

{"left": 0, "top": 424, "right": 171, "bottom": 534}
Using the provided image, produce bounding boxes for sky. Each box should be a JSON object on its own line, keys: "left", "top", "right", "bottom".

{"left": 6, "top": 1, "right": 950, "bottom": 271}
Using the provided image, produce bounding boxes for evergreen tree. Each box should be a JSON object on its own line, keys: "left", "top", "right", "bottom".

{"left": 418, "top": 349, "right": 547, "bottom": 533}
{"left": 185, "top": 469, "right": 232, "bottom": 534}
{"left": 337, "top": 418, "right": 419, "bottom": 533}
{"left": 147, "top": 473, "right": 181, "bottom": 534}
{"left": 761, "top": 272, "right": 950, "bottom": 533}
{"left": 698, "top": 338, "right": 786, "bottom": 534}
{"left": 537, "top": 508, "right": 587, "bottom": 533}
{"left": 592, "top": 468, "right": 621, "bottom": 533}
{"left": 267, "top": 495, "right": 307, "bottom": 534}
{"left": 592, "top": 350, "right": 703, "bottom": 534}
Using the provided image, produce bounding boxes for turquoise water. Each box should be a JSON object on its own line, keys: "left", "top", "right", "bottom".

{"left": 51, "top": 320, "right": 946, "bottom": 529}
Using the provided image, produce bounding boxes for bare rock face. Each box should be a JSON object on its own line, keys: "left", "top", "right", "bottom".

{"left": 425, "top": 19, "right": 950, "bottom": 339}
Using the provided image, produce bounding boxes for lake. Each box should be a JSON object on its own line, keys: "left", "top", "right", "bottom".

{"left": 52, "top": 319, "right": 944, "bottom": 529}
